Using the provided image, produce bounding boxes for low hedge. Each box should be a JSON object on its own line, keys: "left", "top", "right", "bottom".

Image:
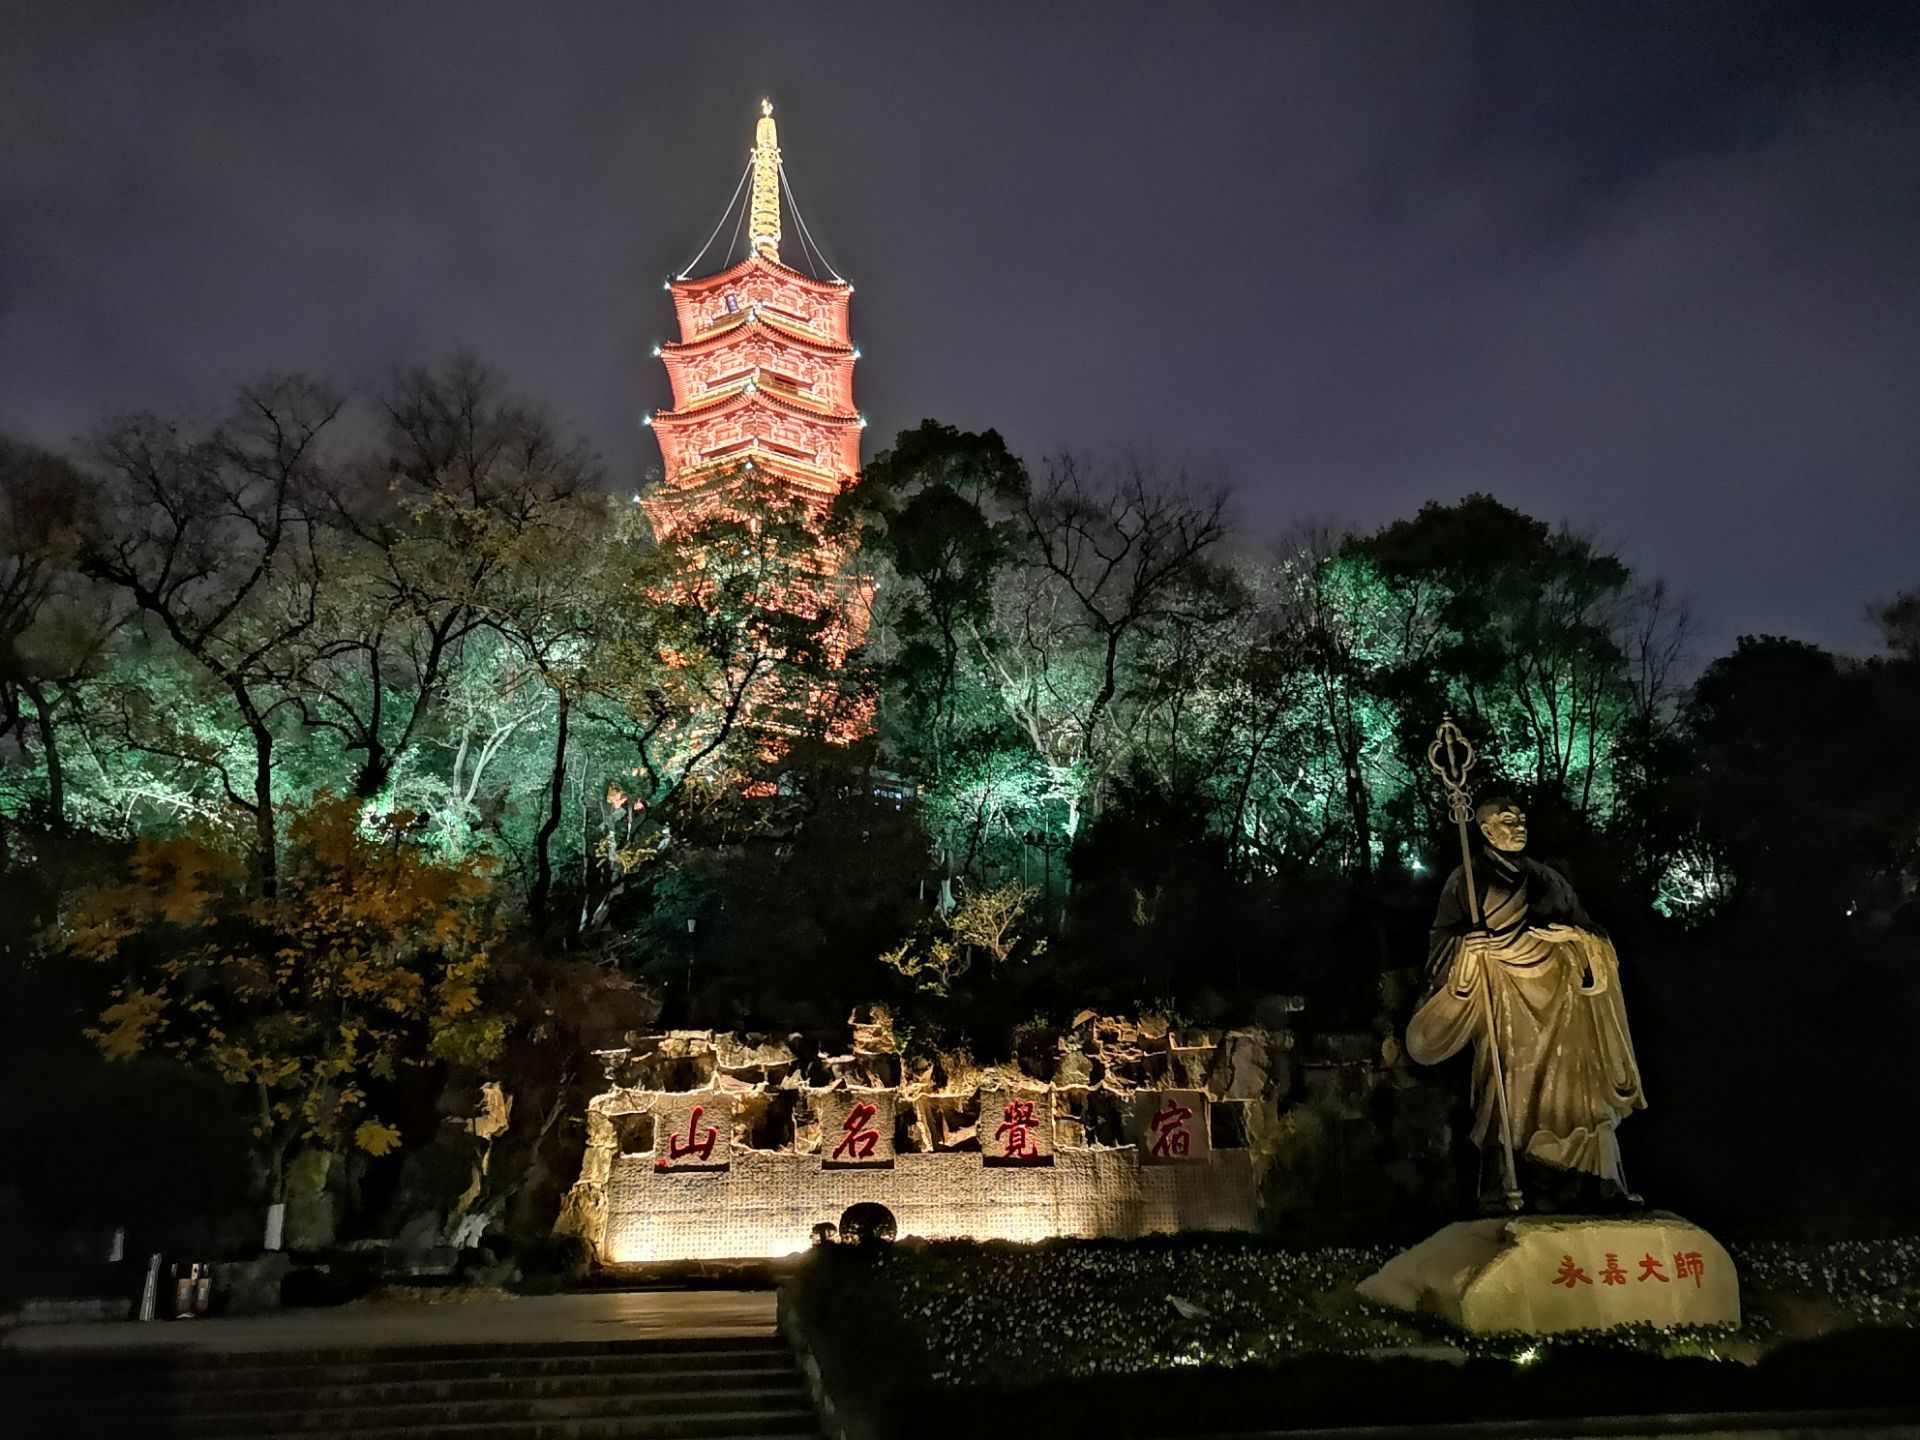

{"left": 785, "top": 1239, "right": 1920, "bottom": 1439}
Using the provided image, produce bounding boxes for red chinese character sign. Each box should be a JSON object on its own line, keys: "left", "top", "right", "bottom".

{"left": 982, "top": 1089, "right": 1053, "bottom": 1167}
{"left": 1357, "top": 1218, "right": 1739, "bottom": 1334}
{"left": 1134, "top": 1090, "right": 1210, "bottom": 1164}
{"left": 653, "top": 1095, "right": 732, "bottom": 1172}
{"left": 1550, "top": 1247, "right": 1710, "bottom": 1293}
{"left": 821, "top": 1091, "right": 894, "bottom": 1168}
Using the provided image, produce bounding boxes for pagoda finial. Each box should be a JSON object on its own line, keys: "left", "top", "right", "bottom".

{"left": 749, "top": 98, "right": 781, "bottom": 263}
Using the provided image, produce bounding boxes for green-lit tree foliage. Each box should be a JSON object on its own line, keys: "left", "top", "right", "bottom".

{"left": 1348, "top": 495, "right": 1642, "bottom": 823}
{"left": 81, "top": 378, "right": 344, "bottom": 895}
{"left": 6, "top": 382, "right": 1919, "bottom": 1242}
{"left": 993, "top": 456, "right": 1236, "bottom": 843}
{"left": 298, "top": 357, "right": 590, "bottom": 804}
{"left": 848, "top": 421, "right": 1027, "bottom": 775}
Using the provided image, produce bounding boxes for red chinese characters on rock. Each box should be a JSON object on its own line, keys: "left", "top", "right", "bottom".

{"left": 1548, "top": 1250, "right": 1709, "bottom": 1289}
{"left": 832, "top": 1102, "right": 881, "bottom": 1162}
{"left": 1149, "top": 1101, "right": 1196, "bottom": 1158}
{"left": 1553, "top": 1254, "right": 1593, "bottom": 1287}
{"left": 995, "top": 1101, "right": 1042, "bottom": 1161}
{"left": 661, "top": 1105, "right": 719, "bottom": 1167}
{"left": 1674, "top": 1251, "right": 1706, "bottom": 1288}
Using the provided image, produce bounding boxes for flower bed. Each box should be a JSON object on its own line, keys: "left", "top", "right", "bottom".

{"left": 786, "top": 1233, "right": 1920, "bottom": 1439}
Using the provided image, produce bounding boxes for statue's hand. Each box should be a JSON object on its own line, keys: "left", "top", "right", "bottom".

{"left": 1528, "top": 923, "right": 1612, "bottom": 993}
{"left": 1446, "top": 934, "right": 1490, "bottom": 992}
{"left": 1529, "top": 922, "right": 1586, "bottom": 945}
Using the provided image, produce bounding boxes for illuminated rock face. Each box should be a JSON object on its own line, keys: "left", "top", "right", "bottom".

{"left": 559, "top": 1017, "right": 1297, "bottom": 1264}
{"left": 599, "top": 1149, "right": 1259, "bottom": 1264}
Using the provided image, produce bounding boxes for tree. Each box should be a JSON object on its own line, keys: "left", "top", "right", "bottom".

{"left": 601, "top": 478, "right": 852, "bottom": 812}
{"left": 1281, "top": 537, "right": 1411, "bottom": 878}
{"left": 1682, "top": 636, "right": 1889, "bottom": 916}
{"left": 346, "top": 361, "right": 612, "bottom": 922}
{"left": 61, "top": 797, "right": 506, "bottom": 1208}
{"left": 82, "top": 378, "right": 344, "bottom": 893}
{"left": 880, "top": 880, "right": 1046, "bottom": 997}
{"left": 981, "top": 456, "right": 1235, "bottom": 844}
{"left": 0, "top": 438, "right": 104, "bottom": 833}
{"left": 295, "top": 358, "right": 583, "bottom": 802}
{"left": 1876, "top": 587, "right": 1920, "bottom": 662}
{"left": 849, "top": 420, "right": 1027, "bottom": 777}
{"left": 1350, "top": 495, "right": 1639, "bottom": 823}
{"left": 1188, "top": 551, "right": 1336, "bottom": 874}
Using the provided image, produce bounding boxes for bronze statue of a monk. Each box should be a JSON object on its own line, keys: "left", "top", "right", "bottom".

{"left": 1407, "top": 795, "right": 1646, "bottom": 1210}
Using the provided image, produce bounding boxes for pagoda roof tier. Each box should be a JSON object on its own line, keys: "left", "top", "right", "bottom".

{"left": 670, "top": 256, "right": 850, "bottom": 347}
{"left": 662, "top": 308, "right": 855, "bottom": 359}
{"left": 646, "top": 449, "right": 850, "bottom": 505}
{"left": 654, "top": 383, "right": 861, "bottom": 430}
{"left": 671, "top": 252, "right": 849, "bottom": 300}
{"left": 743, "top": 370, "right": 843, "bottom": 415}
{"left": 656, "top": 429, "right": 862, "bottom": 493}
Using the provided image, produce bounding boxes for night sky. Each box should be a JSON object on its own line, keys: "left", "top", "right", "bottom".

{"left": 5, "top": 3, "right": 1917, "bottom": 658}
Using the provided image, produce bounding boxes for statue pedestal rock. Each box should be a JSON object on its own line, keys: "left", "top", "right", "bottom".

{"left": 1358, "top": 1214, "right": 1738, "bottom": 1335}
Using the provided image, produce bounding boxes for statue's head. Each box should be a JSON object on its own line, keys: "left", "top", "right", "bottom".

{"left": 1475, "top": 795, "right": 1528, "bottom": 854}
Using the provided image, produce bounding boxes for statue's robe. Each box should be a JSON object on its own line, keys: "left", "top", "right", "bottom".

{"left": 1406, "top": 848, "right": 1645, "bottom": 1184}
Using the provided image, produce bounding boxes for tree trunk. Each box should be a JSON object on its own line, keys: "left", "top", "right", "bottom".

{"left": 1343, "top": 747, "right": 1372, "bottom": 881}
{"left": 250, "top": 720, "right": 277, "bottom": 897}
{"left": 353, "top": 740, "right": 391, "bottom": 802}
{"left": 23, "top": 679, "right": 63, "bottom": 832}
{"left": 530, "top": 686, "right": 570, "bottom": 922}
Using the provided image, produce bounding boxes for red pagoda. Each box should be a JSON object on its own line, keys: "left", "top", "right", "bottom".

{"left": 641, "top": 101, "right": 868, "bottom": 735}
{"left": 644, "top": 102, "right": 861, "bottom": 540}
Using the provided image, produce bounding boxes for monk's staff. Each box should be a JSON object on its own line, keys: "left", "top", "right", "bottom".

{"left": 1427, "top": 715, "right": 1524, "bottom": 1212}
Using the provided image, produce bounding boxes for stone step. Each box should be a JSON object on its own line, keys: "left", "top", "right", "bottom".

{"left": 12, "top": 1334, "right": 789, "bottom": 1369}
{"left": 15, "top": 1379, "right": 811, "bottom": 1421}
{"left": 11, "top": 1367, "right": 803, "bottom": 1412}
{"left": 3, "top": 1336, "right": 820, "bottom": 1440}
{"left": 6, "top": 1353, "right": 797, "bottom": 1395}
{"left": 24, "top": 1412, "right": 819, "bottom": 1440}
{"left": 193, "top": 1392, "right": 817, "bottom": 1437}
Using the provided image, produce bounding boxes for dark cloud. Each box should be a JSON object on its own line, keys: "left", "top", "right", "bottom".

{"left": 3, "top": 3, "right": 1916, "bottom": 656}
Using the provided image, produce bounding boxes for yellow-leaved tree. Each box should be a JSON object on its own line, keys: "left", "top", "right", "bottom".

{"left": 61, "top": 797, "right": 506, "bottom": 1211}
{"left": 879, "top": 881, "right": 1047, "bottom": 996}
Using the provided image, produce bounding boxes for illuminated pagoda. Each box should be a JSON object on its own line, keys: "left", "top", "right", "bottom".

{"left": 641, "top": 100, "right": 868, "bottom": 728}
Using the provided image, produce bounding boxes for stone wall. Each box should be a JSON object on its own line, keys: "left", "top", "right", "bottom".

{"left": 560, "top": 1011, "right": 1299, "bottom": 1264}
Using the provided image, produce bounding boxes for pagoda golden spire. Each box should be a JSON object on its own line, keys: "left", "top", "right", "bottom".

{"left": 748, "top": 98, "right": 782, "bottom": 263}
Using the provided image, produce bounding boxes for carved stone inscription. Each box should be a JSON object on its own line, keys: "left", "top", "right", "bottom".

{"left": 821, "top": 1090, "right": 895, "bottom": 1168}
{"left": 1134, "top": 1089, "right": 1210, "bottom": 1163}
{"left": 655, "top": 1094, "right": 732, "bottom": 1171}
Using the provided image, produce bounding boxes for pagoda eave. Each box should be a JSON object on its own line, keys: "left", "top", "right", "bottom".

{"left": 671, "top": 252, "right": 849, "bottom": 299}
{"left": 662, "top": 315, "right": 854, "bottom": 359}
{"left": 650, "top": 449, "right": 850, "bottom": 499}
{"left": 654, "top": 388, "right": 861, "bottom": 429}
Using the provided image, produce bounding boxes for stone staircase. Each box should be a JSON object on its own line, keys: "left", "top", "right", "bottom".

{"left": 4, "top": 1335, "right": 821, "bottom": 1439}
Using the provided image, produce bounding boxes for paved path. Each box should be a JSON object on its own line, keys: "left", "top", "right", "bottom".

{"left": 2, "top": 1289, "right": 778, "bottom": 1353}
